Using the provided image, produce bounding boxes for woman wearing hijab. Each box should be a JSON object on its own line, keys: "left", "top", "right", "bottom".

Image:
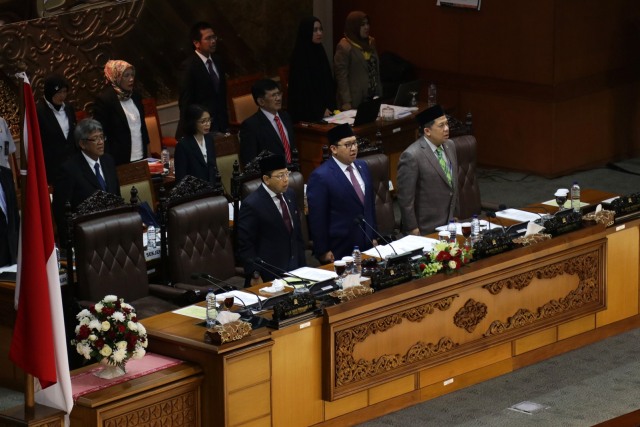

{"left": 93, "top": 59, "right": 150, "bottom": 165}
{"left": 174, "top": 104, "right": 218, "bottom": 184}
{"left": 36, "top": 74, "right": 77, "bottom": 183}
{"left": 334, "top": 11, "right": 383, "bottom": 111}
{"left": 288, "top": 16, "right": 336, "bottom": 123}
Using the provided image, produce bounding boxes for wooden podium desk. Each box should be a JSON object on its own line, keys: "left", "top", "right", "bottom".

{"left": 144, "top": 190, "right": 640, "bottom": 426}
{"left": 294, "top": 105, "right": 426, "bottom": 183}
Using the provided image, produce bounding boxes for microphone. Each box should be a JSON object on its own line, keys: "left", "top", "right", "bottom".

{"left": 190, "top": 273, "right": 255, "bottom": 316}
{"left": 354, "top": 215, "right": 398, "bottom": 255}
{"left": 354, "top": 218, "right": 384, "bottom": 260}
{"left": 252, "top": 258, "right": 311, "bottom": 288}
{"left": 484, "top": 210, "right": 507, "bottom": 235}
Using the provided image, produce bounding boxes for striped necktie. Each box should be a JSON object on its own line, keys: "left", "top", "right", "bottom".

{"left": 436, "top": 146, "right": 452, "bottom": 186}
{"left": 274, "top": 115, "right": 292, "bottom": 163}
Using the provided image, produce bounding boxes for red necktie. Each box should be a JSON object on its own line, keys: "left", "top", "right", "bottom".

{"left": 276, "top": 193, "right": 292, "bottom": 233}
{"left": 346, "top": 165, "right": 365, "bottom": 204}
{"left": 274, "top": 115, "right": 292, "bottom": 163}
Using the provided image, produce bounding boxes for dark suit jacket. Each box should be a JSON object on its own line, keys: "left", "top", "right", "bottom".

{"left": 52, "top": 152, "right": 120, "bottom": 245}
{"left": 174, "top": 134, "right": 218, "bottom": 184}
{"left": 176, "top": 53, "right": 228, "bottom": 136}
{"left": 0, "top": 166, "right": 19, "bottom": 266}
{"left": 93, "top": 87, "right": 150, "bottom": 166}
{"left": 239, "top": 110, "right": 296, "bottom": 167}
{"left": 36, "top": 102, "right": 77, "bottom": 183}
{"left": 237, "top": 185, "right": 306, "bottom": 282}
{"left": 307, "top": 158, "right": 377, "bottom": 260}
{"left": 397, "top": 137, "right": 459, "bottom": 234}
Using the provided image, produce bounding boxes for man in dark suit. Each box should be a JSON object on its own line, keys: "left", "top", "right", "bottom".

{"left": 307, "top": 124, "right": 377, "bottom": 263}
{"left": 239, "top": 79, "right": 296, "bottom": 167}
{"left": 52, "top": 118, "right": 120, "bottom": 244}
{"left": 0, "top": 166, "right": 19, "bottom": 266}
{"left": 93, "top": 60, "right": 150, "bottom": 166}
{"left": 237, "top": 153, "right": 306, "bottom": 285}
{"left": 36, "top": 74, "right": 77, "bottom": 183}
{"left": 397, "top": 104, "right": 459, "bottom": 235}
{"left": 176, "top": 21, "right": 228, "bottom": 137}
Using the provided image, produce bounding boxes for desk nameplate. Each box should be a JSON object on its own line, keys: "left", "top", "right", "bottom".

{"left": 323, "top": 238, "right": 607, "bottom": 400}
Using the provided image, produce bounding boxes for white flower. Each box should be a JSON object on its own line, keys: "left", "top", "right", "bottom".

{"left": 76, "top": 309, "right": 91, "bottom": 319}
{"left": 75, "top": 325, "right": 80, "bottom": 334}
{"left": 116, "top": 341, "right": 128, "bottom": 350}
{"left": 79, "top": 317, "right": 90, "bottom": 326}
{"left": 103, "top": 295, "right": 118, "bottom": 303}
{"left": 89, "top": 319, "right": 101, "bottom": 331}
{"left": 94, "top": 303, "right": 104, "bottom": 313}
{"left": 101, "top": 321, "right": 111, "bottom": 331}
{"left": 450, "top": 247, "right": 459, "bottom": 257}
{"left": 100, "top": 345, "right": 113, "bottom": 357}
{"left": 137, "top": 323, "right": 146, "bottom": 335}
{"left": 111, "top": 311, "right": 125, "bottom": 322}
{"left": 89, "top": 334, "right": 97, "bottom": 341}
{"left": 141, "top": 338, "right": 148, "bottom": 348}
{"left": 132, "top": 347, "right": 146, "bottom": 359}
{"left": 121, "top": 302, "right": 133, "bottom": 311}
{"left": 112, "top": 347, "right": 127, "bottom": 363}
{"left": 76, "top": 343, "right": 92, "bottom": 359}
{"left": 448, "top": 260, "right": 458, "bottom": 270}
{"left": 127, "top": 321, "right": 138, "bottom": 332}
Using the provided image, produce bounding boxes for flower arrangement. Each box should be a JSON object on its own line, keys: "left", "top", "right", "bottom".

{"left": 71, "top": 295, "right": 148, "bottom": 370}
{"left": 418, "top": 241, "right": 473, "bottom": 278}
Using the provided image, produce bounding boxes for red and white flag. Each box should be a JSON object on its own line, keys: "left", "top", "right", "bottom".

{"left": 9, "top": 73, "right": 73, "bottom": 419}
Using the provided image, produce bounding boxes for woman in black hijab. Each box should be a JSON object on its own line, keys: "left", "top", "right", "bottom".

{"left": 288, "top": 16, "right": 336, "bottom": 123}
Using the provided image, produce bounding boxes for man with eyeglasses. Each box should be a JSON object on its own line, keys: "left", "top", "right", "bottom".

{"left": 52, "top": 118, "right": 120, "bottom": 244}
{"left": 239, "top": 79, "right": 296, "bottom": 167}
{"left": 176, "top": 21, "right": 229, "bottom": 137}
{"left": 307, "top": 124, "right": 377, "bottom": 263}
{"left": 397, "top": 104, "right": 459, "bottom": 235}
{"left": 237, "top": 153, "right": 306, "bottom": 285}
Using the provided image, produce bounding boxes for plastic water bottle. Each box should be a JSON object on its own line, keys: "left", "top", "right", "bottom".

{"left": 570, "top": 181, "right": 581, "bottom": 213}
{"left": 352, "top": 246, "right": 362, "bottom": 274}
{"left": 161, "top": 147, "right": 170, "bottom": 170}
{"left": 447, "top": 220, "right": 457, "bottom": 243}
{"left": 205, "top": 289, "right": 218, "bottom": 328}
{"left": 147, "top": 225, "right": 156, "bottom": 249}
{"left": 471, "top": 214, "right": 481, "bottom": 238}
{"left": 427, "top": 83, "right": 437, "bottom": 107}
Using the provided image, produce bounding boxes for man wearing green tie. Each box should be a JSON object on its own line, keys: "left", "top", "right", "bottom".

{"left": 397, "top": 104, "right": 459, "bottom": 235}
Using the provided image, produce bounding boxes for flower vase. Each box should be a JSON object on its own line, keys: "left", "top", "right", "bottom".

{"left": 94, "top": 360, "right": 126, "bottom": 379}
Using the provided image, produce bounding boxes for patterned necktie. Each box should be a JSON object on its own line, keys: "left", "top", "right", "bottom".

{"left": 206, "top": 58, "right": 220, "bottom": 91}
{"left": 276, "top": 193, "right": 293, "bottom": 233}
{"left": 274, "top": 115, "right": 292, "bottom": 163}
{"left": 346, "top": 165, "right": 365, "bottom": 204}
{"left": 94, "top": 162, "right": 107, "bottom": 191}
{"left": 436, "top": 147, "right": 452, "bottom": 186}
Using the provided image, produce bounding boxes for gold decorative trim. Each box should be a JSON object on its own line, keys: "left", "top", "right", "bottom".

{"left": 454, "top": 298, "right": 488, "bottom": 333}
{"left": 483, "top": 250, "right": 601, "bottom": 337}
{"left": 334, "top": 294, "right": 458, "bottom": 387}
{"left": 104, "top": 391, "right": 198, "bottom": 427}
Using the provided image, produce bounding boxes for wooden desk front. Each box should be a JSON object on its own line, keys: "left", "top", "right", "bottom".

{"left": 294, "top": 106, "right": 424, "bottom": 183}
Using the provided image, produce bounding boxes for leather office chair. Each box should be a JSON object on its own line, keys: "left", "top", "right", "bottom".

{"left": 448, "top": 113, "right": 482, "bottom": 219}
{"left": 117, "top": 160, "right": 157, "bottom": 210}
{"left": 68, "top": 191, "right": 190, "bottom": 319}
{"left": 159, "top": 176, "right": 245, "bottom": 290}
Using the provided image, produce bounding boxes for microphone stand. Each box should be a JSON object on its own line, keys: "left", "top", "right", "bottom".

{"left": 191, "top": 273, "right": 255, "bottom": 316}
{"left": 253, "top": 258, "right": 311, "bottom": 293}
{"left": 355, "top": 215, "right": 398, "bottom": 255}
{"left": 355, "top": 220, "right": 384, "bottom": 260}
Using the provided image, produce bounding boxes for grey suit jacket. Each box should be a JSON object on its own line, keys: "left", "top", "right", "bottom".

{"left": 334, "top": 37, "right": 382, "bottom": 109}
{"left": 397, "top": 137, "right": 459, "bottom": 235}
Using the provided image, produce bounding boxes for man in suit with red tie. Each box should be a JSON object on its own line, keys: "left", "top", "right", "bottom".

{"left": 307, "top": 124, "right": 377, "bottom": 263}
{"left": 52, "top": 118, "right": 120, "bottom": 244}
{"left": 239, "top": 79, "right": 296, "bottom": 167}
{"left": 176, "top": 21, "right": 229, "bottom": 137}
{"left": 237, "top": 153, "right": 306, "bottom": 285}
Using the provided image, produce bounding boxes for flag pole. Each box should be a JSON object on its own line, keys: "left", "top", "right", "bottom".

{"left": 16, "top": 73, "right": 35, "bottom": 412}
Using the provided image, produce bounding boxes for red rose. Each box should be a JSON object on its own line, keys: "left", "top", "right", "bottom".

{"left": 419, "top": 263, "right": 426, "bottom": 271}
{"left": 77, "top": 324, "right": 91, "bottom": 340}
{"left": 95, "top": 338, "right": 104, "bottom": 349}
{"left": 118, "top": 324, "right": 126, "bottom": 333}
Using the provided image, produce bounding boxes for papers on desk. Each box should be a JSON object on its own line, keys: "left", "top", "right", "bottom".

{"left": 495, "top": 209, "right": 541, "bottom": 223}
{"left": 363, "top": 235, "right": 439, "bottom": 258}
{"left": 435, "top": 220, "right": 498, "bottom": 234}
{"left": 602, "top": 196, "right": 619, "bottom": 204}
{"left": 287, "top": 267, "right": 338, "bottom": 282}
{"left": 0, "top": 264, "right": 17, "bottom": 274}
{"left": 541, "top": 199, "right": 589, "bottom": 209}
{"left": 214, "top": 290, "right": 266, "bottom": 306}
{"left": 322, "top": 104, "right": 418, "bottom": 125}
{"left": 173, "top": 305, "right": 206, "bottom": 320}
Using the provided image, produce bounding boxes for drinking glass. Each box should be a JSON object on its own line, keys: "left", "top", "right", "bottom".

{"left": 223, "top": 296, "right": 234, "bottom": 311}
{"left": 341, "top": 256, "right": 354, "bottom": 274}
{"left": 461, "top": 222, "right": 472, "bottom": 247}
{"left": 334, "top": 260, "right": 347, "bottom": 288}
{"left": 555, "top": 189, "right": 569, "bottom": 211}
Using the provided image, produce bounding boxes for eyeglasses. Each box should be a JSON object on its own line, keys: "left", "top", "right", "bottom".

{"left": 336, "top": 141, "right": 358, "bottom": 150}
{"left": 84, "top": 135, "right": 106, "bottom": 143}
{"left": 264, "top": 91, "right": 283, "bottom": 99}
{"left": 270, "top": 171, "right": 291, "bottom": 181}
{"left": 198, "top": 118, "right": 212, "bottom": 124}
{"left": 203, "top": 35, "right": 218, "bottom": 41}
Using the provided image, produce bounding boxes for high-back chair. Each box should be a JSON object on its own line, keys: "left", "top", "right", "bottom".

{"left": 158, "top": 176, "right": 244, "bottom": 290}
{"left": 67, "top": 191, "right": 190, "bottom": 319}
{"left": 448, "top": 112, "right": 482, "bottom": 219}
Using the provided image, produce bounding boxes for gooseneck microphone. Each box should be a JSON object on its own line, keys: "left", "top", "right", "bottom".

{"left": 190, "top": 273, "right": 255, "bottom": 315}
{"left": 484, "top": 210, "right": 508, "bottom": 235}
{"left": 354, "top": 217, "right": 384, "bottom": 259}
{"left": 253, "top": 258, "right": 310, "bottom": 284}
{"left": 354, "top": 215, "right": 398, "bottom": 255}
